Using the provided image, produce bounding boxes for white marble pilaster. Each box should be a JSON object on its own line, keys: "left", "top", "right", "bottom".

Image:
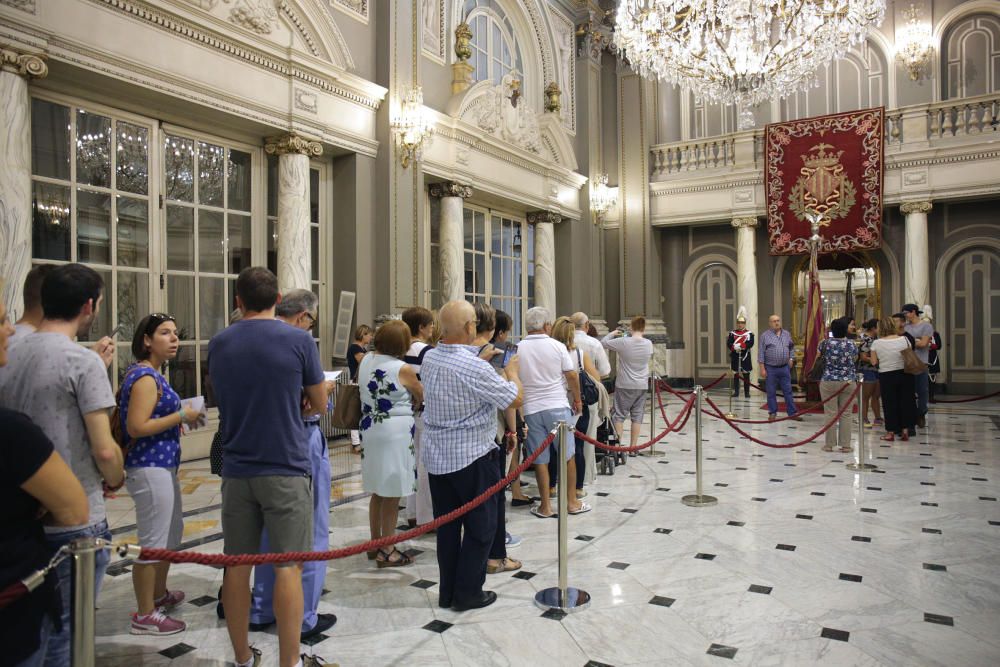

{"left": 0, "top": 47, "right": 47, "bottom": 320}
{"left": 265, "top": 133, "right": 322, "bottom": 292}
{"left": 901, "top": 201, "right": 932, "bottom": 308}
{"left": 428, "top": 182, "right": 472, "bottom": 303}
{"left": 732, "top": 217, "right": 759, "bottom": 381}
{"left": 528, "top": 211, "right": 560, "bottom": 315}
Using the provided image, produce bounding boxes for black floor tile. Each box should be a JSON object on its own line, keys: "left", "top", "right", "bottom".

{"left": 654, "top": 528, "right": 673, "bottom": 534}
{"left": 649, "top": 595, "right": 675, "bottom": 607}
{"left": 541, "top": 608, "right": 567, "bottom": 621}
{"left": 512, "top": 571, "right": 536, "bottom": 580}
{"left": 410, "top": 579, "right": 436, "bottom": 589}
{"left": 735, "top": 466, "right": 748, "bottom": 470}
{"left": 656, "top": 487, "right": 671, "bottom": 492}
{"left": 796, "top": 514, "right": 813, "bottom": 520}
{"left": 707, "top": 643, "right": 738, "bottom": 659}
{"left": 973, "top": 477, "right": 989, "bottom": 481}
{"left": 629, "top": 474, "right": 643, "bottom": 479}
{"left": 727, "top": 520, "right": 745, "bottom": 527}
{"left": 188, "top": 595, "right": 217, "bottom": 607}
{"left": 821, "top": 627, "right": 850, "bottom": 642}
{"left": 922, "top": 528, "right": 942, "bottom": 535}
{"left": 839, "top": 573, "right": 863, "bottom": 583}
{"left": 403, "top": 548, "right": 424, "bottom": 558}
{"left": 852, "top": 536, "right": 872, "bottom": 543}
{"left": 752, "top": 497, "right": 767, "bottom": 502}
{"left": 301, "top": 632, "right": 329, "bottom": 646}
{"left": 321, "top": 588, "right": 331, "bottom": 597}
{"left": 980, "top": 496, "right": 998, "bottom": 501}
{"left": 860, "top": 507, "right": 877, "bottom": 513}
{"left": 922, "top": 501, "right": 939, "bottom": 507}
{"left": 770, "top": 478, "right": 784, "bottom": 483}
{"left": 924, "top": 612, "right": 954, "bottom": 626}
{"left": 621, "top": 508, "right": 638, "bottom": 514}
{"left": 576, "top": 534, "right": 595, "bottom": 542}
{"left": 811, "top": 492, "right": 826, "bottom": 496}
{"left": 595, "top": 492, "right": 610, "bottom": 497}
{"left": 607, "top": 561, "right": 630, "bottom": 570}
{"left": 921, "top": 482, "right": 936, "bottom": 486}
{"left": 822, "top": 474, "right": 836, "bottom": 478}
{"left": 867, "top": 486, "right": 882, "bottom": 491}
{"left": 423, "top": 620, "right": 453, "bottom": 633}
{"left": 748, "top": 584, "right": 772, "bottom": 594}
{"left": 159, "top": 643, "right": 196, "bottom": 659}
{"left": 694, "top": 553, "right": 716, "bottom": 560}
{"left": 923, "top": 563, "right": 947, "bottom": 572}
{"left": 989, "top": 521, "right": 1000, "bottom": 526}
{"left": 776, "top": 544, "right": 797, "bottom": 551}
{"left": 584, "top": 661, "right": 615, "bottom": 667}
{"left": 714, "top": 483, "right": 729, "bottom": 487}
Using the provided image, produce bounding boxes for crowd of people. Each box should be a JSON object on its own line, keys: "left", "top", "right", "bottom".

{"left": 0, "top": 262, "right": 658, "bottom": 667}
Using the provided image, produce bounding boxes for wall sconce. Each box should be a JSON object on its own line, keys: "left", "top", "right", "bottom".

{"left": 896, "top": 4, "right": 934, "bottom": 82}
{"left": 589, "top": 173, "right": 617, "bottom": 222}
{"left": 390, "top": 86, "right": 434, "bottom": 168}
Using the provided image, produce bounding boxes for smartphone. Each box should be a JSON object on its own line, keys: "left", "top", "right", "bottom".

{"left": 501, "top": 344, "right": 518, "bottom": 368}
{"left": 110, "top": 323, "right": 127, "bottom": 339}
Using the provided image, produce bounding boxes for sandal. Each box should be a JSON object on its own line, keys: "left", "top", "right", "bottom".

{"left": 880, "top": 434, "right": 895, "bottom": 442}
{"left": 568, "top": 502, "right": 592, "bottom": 515}
{"left": 821, "top": 445, "right": 835, "bottom": 452}
{"left": 530, "top": 506, "right": 556, "bottom": 519}
{"left": 487, "top": 557, "right": 522, "bottom": 574}
{"left": 511, "top": 496, "right": 538, "bottom": 507}
{"left": 376, "top": 547, "right": 413, "bottom": 568}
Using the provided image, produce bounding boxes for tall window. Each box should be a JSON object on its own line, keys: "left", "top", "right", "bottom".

{"left": 942, "top": 14, "right": 1000, "bottom": 99}
{"left": 30, "top": 97, "right": 154, "bottom": 384}
{"left": 464, "top": 1, "right": 523, "bottom": 85}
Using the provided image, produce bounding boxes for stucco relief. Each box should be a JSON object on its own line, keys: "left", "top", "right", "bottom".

{"left": 225, "top": 0, "right": 279, "bottom": 34}
{"left": 546, "top": 5, "right": 575, "bottom": 134}
{"left": 0, "top": 0, "right": 36, "bottom": 13}
{"left": 333, "top": 0, "right": 367, "bottom": 21}
{"left": 470, "top": 74, "right": 542, "bottom": 154}
{"left": 421, "top": 0, "right": 445, "bottom": 62}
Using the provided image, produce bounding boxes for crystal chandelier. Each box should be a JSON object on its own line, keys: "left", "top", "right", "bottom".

{"left": 614, "top": 0, "right": 886, "bottom": 129}
{"left": 390, "top": 86, "right": 434, "bottom": 168}
{"left": 896, "top": 3, "right": 934, "bottom": 82}
{"left": 589, "top": 173, "right": 617, "bottom": 219}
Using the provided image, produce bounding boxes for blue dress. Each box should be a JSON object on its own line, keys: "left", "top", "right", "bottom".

{"left": 119, "top": 365, "right": 182, "bottom": 469}
{"left": 358, "top": 353, "right": 416, "bottom": 497}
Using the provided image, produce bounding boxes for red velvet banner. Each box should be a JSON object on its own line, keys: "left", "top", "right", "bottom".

{"left": 765, "top": 107, "right": 885, "bottom": 255}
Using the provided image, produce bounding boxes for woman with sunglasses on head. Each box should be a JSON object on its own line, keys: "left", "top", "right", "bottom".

{"left": 119, "top": 313, "right": 204, "bottom": 635}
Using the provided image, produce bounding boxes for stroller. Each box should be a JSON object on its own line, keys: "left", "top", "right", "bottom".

{"left": 596, "top": 416, "right": 627, "bottom": 475}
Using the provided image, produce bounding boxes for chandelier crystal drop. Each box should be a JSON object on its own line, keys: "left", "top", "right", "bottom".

{"left": 390, "top": 86, "right": 434, "bottom": 168}
{"left": 614, "top": 0, "right": 886, "bottom": 129}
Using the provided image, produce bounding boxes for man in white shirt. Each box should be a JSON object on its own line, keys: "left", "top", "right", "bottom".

{"left": 518, "top": 307, "right": 588, "bottom": 518}
{"left": 602, "top": 316, "right": 654, "bottom": 450}
{"left": 571, "top": 312, "right": 611, "bottom": 378}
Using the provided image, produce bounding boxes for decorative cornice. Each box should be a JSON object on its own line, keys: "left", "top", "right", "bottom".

{"left": 264, "top": 132, "right": 323, "bottom": 156}
{"left": 0, "top": 0, "right": 35, "bottom": 14}
{"left": 900, "top": 201, "right": 933, "bottom": 215}
{"left": 0, "top": 45, "right": 47, "bottom": 78}
{"left": 428, "top": 181, "right": 472, "bottom": 199}
{"left": 527, "top": 210, "right": 563, "bottom": 225}
{"left": 731, "top": 216, "right": 758, "bottom": 229}
{"left": 651, "top": 177, "right": 763, "bottom": 197}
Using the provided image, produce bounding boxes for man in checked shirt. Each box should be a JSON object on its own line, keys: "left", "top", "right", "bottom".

{"left": 758, "top": 314, "right": 803, "bottom": 422}
{"left": 420, "top": 301, "right": 524, "bottom": 611}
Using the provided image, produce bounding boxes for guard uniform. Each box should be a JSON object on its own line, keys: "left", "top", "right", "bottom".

{"left": 727, "top": 327, "right": 754, "bottom": 397}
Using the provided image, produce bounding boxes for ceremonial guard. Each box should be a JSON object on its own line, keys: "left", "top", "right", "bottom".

{"left": 727, "top": 308, "right": 754, "bottom": 397}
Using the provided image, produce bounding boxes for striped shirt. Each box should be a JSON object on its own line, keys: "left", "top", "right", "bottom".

{"left": 420, "top": 343, "right": 518, "bottom": 475}
{"left": 403, "top": 341, "right": 431, "bottom": 379}
{"left": 758, "top": 328, "right": 795, "bottom": 366}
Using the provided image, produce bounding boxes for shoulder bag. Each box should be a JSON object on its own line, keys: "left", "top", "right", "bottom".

{"left": 577, "top": 350, "right": 599, "bottom": 406}
{"left": 900, "top": 337, "right": 928, "bottom": 375}
{"left": 806, "top": 340, "right": 827, "bottom": 383}
{"left": 331, "top": 383, "right": 362, "bottom": 430}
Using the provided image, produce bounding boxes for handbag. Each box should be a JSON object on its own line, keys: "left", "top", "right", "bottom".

{"left": 901, "top": 345, "right": 928, "bottom": 375}
{"left": 331, "top": 383, "right": 362, "bottom": 429}
{"left": 806, "top": 341, "right": 827, "bottom": 382}
{"left": 577, "top": 350, "right": 599, "bottom": 406}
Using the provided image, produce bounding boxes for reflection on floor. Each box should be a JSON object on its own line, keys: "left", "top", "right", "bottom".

{"left": 96, "top": 393, "right": 1000, "bottom": 666}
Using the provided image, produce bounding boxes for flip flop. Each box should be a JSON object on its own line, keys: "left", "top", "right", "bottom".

{"left": 531, "top": 506, "right": 556, "bottom": 519}
{"left": 568, "top": 502, "right": 592, "bottom": 515}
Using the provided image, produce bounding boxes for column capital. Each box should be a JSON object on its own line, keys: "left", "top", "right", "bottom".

{"left": 900, "top": 200, "right": 932, "bottom": 215}
{"left": 527, "top": 210, "right": 563, "bottom": 225}
{"left": 731, "top": 216, "right": 759, "bottom": 229}
{"left": 428, "top": 181, "right": 472, "bottom": 199}
{"left": 264, "top": 132, "right": 323, "bottom": 157}
{"left": 1, "top": 46, "right": 47, "bottom": 79}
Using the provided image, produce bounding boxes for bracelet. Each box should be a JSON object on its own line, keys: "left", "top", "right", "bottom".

{"left": 178, "top": 407, "right": 187, "bottom": 422}
{"left": 504, "top": 430, "right": 516, "bottom": 437}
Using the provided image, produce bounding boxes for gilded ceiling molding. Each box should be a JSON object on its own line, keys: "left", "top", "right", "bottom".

{"left": 428, "top": 181, "right": 473, "bottom": 198}
{"left": 526, "top": 210, "right": 562, "bottom": 224}
{"left": 900, "top": 201, "right": 933, "bottom": 215}
{"left": 0, "top": 46, "right": 47, "bottom": 78}
{"left": 264, "top": 132, "right": 323, "bottom": 156}
{"left": 731, "top": 217, "right": 759, "bottom": 229}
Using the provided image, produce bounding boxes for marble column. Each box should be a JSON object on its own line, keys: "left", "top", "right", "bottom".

{"left": 264, "top": 133, "right": 323, "bottom": 292}
{"left": 732, "top": 217, "right": 760, "bottom": 380}
{"left": 528, "top": 211, "right": 560, "bottom": 315}
{"left": 0, "top": 47, "right": 47, "bottom": 320}
{"left": 901, "top": 201, "right": 932, "bottom": 308}
{"left": 428, "top": 181, "right": 472, "bottom": 303}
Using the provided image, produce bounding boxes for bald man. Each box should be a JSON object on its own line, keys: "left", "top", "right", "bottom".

{"left": 758, "top": 314, "right": 801, "bottom": 421}
{"left": 420, "top": 301, "right": 523, "bottom": 611}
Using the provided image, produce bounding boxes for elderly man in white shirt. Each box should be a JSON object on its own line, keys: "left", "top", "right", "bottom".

{"left": 519, "top": 307, "right": 589, "bottom": 519}
{"left": 571, "top": 312, "right": 611, "bottom": 378}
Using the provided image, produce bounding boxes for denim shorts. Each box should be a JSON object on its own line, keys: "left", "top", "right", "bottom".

{"left": 861, "top": 368, "right": 879, "bottom": 383}
{"left": 524, "top": 407, "right": 574, "bottom": 466}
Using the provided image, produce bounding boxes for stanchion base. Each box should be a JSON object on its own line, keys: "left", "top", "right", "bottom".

{"left": 681, "top": 494, "right": 718, "bottom": 507}
{"left": 640, "top": 450, "right": 666, "bottom": 457}
{"left": 534, "top": 587, "right": 591, "bottom": 613}
{"left": 845, "top": 463, "right": 878, "bottom": 471}
{"left": 724, "top": 413, "right": 737, "bottom": 419}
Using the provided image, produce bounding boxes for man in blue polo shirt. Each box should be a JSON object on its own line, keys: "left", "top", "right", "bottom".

{"left": 209, "top": 267, "right": 328, "bottom": 667}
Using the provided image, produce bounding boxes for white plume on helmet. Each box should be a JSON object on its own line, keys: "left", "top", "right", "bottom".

{"left": 922, "top": 304, "right": 933, "bottom": 322}
{"left": 736, "top": 305, "right": 747, "bottom": 322}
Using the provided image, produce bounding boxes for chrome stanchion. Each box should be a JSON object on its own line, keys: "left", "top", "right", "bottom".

{"left": 71, "top": 537, "right": 105, "bottom": 667}
{"left": 682, "top": 386, "right": 718, "bottom": 507}
{"left": 847, "top": 373, "right": 876, "bottom": 472}
{"left": 643, "top": 375, "right": 664, "bottom": 457}
{"left": 725, "top": 376, "right": 737, "bottom": 419}
{"left": 535, "top": 422, "right": 591, "bottom": 613}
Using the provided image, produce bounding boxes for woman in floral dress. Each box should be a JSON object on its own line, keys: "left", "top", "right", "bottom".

{"left": 357, "top": 320, "right": 423, "bottom": 567}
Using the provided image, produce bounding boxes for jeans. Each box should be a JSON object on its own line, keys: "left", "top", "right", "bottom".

{"left": 764, "top": 364, "right": 798, "bottom": 416}
{"left": 42, "top": 520, "right": 112, "bottom": 667}
{"left": 914, "top": 371, "right": 929, "bottom": 418}
{"left": 13, "top": 613, "right": 54, "bottom": 667}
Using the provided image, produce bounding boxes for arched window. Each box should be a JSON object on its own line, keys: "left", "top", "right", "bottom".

{"left": 781, "top": 40, "right": 888, "bottom": 122}
{"left": 941, "top": 13, "right": 1000, "bottom": 99}
{"left": 463, "top": 1, "right": 524, "bottom": 85}
{"left": 693, "top": 262, "right": 737, "bottom": 380}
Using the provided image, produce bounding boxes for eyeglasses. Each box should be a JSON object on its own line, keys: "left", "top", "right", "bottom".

{"left": 144, "top": 312, "right": 176, "bottom": 334}
{"left": 303, "top": 312, "right": 317, "bottom": 328}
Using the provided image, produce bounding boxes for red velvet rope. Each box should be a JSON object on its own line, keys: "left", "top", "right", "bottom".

{"left": 137, "top": 431, "right": 558, "bottom": 566}
{"left": 701, "top": 383, "right": 850, "bottom": 424}
{"left": 0, "top": 581, "right": 28, "bottom": 611}
{"left": 574, "top": 394, "right": 697, "bottom": 452}
{"left": 701, "top": 385, "right": 860, "bottom": 448}
{"left": 930, "top": 389, "right": 1000, "bottom": 404}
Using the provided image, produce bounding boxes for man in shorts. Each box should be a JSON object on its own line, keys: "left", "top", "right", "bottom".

{"left": 602, "top": 316, "right": 654, "bottom": 450}
{"left": 208, "top": 268, "right": 328, "bottom": 667}
{"left": 517, "top": 307, "right": 587, "bottom": 519}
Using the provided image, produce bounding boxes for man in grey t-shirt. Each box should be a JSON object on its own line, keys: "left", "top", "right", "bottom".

{"left": 902, "top": 303, "right": 933, "bottom": 427}
{"left": 602, "top": 315, "right": 654, "bottom": 451}
{"left": 0, "top": 263, "right": 122, "bottom": 667}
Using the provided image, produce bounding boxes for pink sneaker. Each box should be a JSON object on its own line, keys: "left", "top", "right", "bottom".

{"left": 153, "top": 589, "right": 185, "bottom": 610}
{"left": 130, "top": 609, "right": 186, "bottom": 635}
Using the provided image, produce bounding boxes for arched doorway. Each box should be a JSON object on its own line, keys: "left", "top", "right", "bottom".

{"left": 692, "top": 262, "right": 737, "bottom": 381}
{"left": 943, "top": 246, "right": 1000, "bottom": 389}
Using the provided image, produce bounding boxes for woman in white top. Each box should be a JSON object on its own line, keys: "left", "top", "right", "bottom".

{"left": 869, "top": 316, "right": 917, "bottom": 441}
{"left": 401, "top": 307, "right": 435, "bottom": 528}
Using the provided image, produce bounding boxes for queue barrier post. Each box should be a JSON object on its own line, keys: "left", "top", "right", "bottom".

{"left": 71, "top": 536, "right": 106, "bottom": 667}
{"left": 846, "top": 373, "right": 877, "bottom": 472}
{"left": 725, "top": 375, "right": 737, "bottom": 419}
{"left": 682, "top": 386, "right": 718, "bottom": 507}
{"left": 643, "top": 375, "right": 664, "bottom": 457}
{"left": 535, "top": 422, "right": 591, "bottom": 613}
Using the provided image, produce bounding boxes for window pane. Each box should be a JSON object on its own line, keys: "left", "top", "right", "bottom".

{"left": 31, "top": 99, "right": 71, "bottom": 180}
{"left": 116, "top": 270, "right": 149, "bottom": 346}
{"left": 464, "top": 251, "right": 475, "bottom": 294}
{"left": 266, "top": 155, "right": 278, "bottom": 217}
{"left": 31, "top": 182, "right": 71, "bottom": 260}
{"left": 267, "top": 219, "right": 277, "bottom": 274}
{"left": 166, "top": 205, "right": 194, "bottom": 270}
{"left": 116, "top": 121, "right": 149, "bottom": 195}
{"left": 77, "top": 190, "right": 111, "bottom": 265}
{"left": 228, "top": 214, "right": 252, "bottom": 275}
{"left": 200, "top": 277, "right": 225, "bottom": 340}
{"left": 78, "top": 268, "right": 111, "bottom": 342}
{"left": 491, "top": 256, "right": 502, "bottom": 297}
{"left": 198, "top": 142, "right": 225, "bottom": 207}
{"left": 76, "top": 110, "right": 111, "bottom": 188}
{"left": 310, "top": 169, "right": 320, "bottom": 224}
{"left": 199, "top": 210, "right": 225, "bottom": 273}
{"left": 474, "top": 253, "right": 485, "bottom": 294}
{"left": 463, "top": 208, "right": 474, "bottom": 250}
{"left": 116, "top": 196, "right": 148, "bottom": 268}
{"left": 228, "top": 149, "right": 252, "bottom": 212}
{"left": 170, "top": 345, "right": 197, "bottom": 400}
{"left": 492, "top": 218, "right": 502, "bottom": 254}
{"left": 311, "top": 225, "right": 319, "bottom": 282}
{"left": 168, "top": 275, "right": 195, "bottom": 341}
{"left": 165, "top": 135, "right": 195, "bottom": 202}
{"left": 475, "top": 211, "right": 485, "bottom": 252}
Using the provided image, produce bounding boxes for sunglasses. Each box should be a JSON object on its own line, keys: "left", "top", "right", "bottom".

{"left": 144, "top": 312, "right": 176, "bottom": 335}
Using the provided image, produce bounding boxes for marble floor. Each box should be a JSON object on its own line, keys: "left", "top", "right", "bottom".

{"left": 94, "top": 392, "right": 1000, "bottom": 666}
